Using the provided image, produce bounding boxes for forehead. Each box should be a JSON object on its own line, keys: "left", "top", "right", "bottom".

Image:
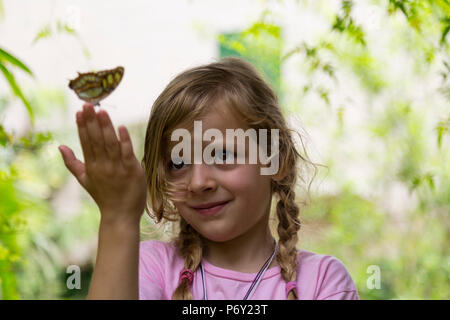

{"left": 200, "top": 101, "right": 247, "bottom": 130}
{"left": 166, "top": 101, "right": 248, "bottom": 149}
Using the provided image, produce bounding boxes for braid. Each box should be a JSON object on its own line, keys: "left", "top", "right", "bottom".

{"left": 171, "top": 218, "right": 204, "bottom": 300}
{"left": 270, "top": 125, "right": 303, "bottom": 300}
{"left": 275, "top": 181, "right": 301, "bottom": 300}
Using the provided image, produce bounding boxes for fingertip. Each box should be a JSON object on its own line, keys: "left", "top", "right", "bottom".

{"left": 75, "top": 111, "right": 83, "bottom": 123}
{"left": 83, "top": 103, "right": 94, "bottom": 113}
{"left": 59, "top": 145, "right": 75, "bottom": 157}
{"left": 118, "top": 126, "right": 128, "bottom": 140}
{"left": 98, "top": 109, "right": 109, "bottom": 124}
{"left": 58, "top": 146, "right": 66, "bottom": 161}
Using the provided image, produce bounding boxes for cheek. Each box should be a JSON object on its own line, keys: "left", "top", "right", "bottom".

{"left": 224, "top": 165, "right": 272, "bottom": 198}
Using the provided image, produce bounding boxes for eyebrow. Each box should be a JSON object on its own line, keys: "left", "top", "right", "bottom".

{"left": 165, "top": 140, "right": 227, "bottom": 157}
{"left": 163, "top": 124, "right": 253, "bottom": 160}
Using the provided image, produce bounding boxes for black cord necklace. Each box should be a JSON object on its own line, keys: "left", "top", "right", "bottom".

{"left": 199, "top": 238, "right": 278, "bottom": 300}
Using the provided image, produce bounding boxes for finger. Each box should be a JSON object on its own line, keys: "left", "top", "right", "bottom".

{"left": 118, "top": 126, "right": 136, "bottom": 169}
{"left": 76, "top": 110, "right": 96, "bottom": 163}
{"left": 98, "top": 110, "right": 121, "bottom": 161}
{"left": 83, "top": 103, "right": 107, "bottom": 162}
{"left": 58, "top": 145, "right": 87, "bottom": 186}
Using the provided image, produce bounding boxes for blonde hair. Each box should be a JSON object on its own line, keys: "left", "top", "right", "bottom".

{"left": 142, "top": 57, "right": 319, "bottom": 300}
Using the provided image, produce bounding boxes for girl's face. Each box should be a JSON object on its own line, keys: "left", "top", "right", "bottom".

{"left": 165, "top": 103, "right": 273, "bottom": 242}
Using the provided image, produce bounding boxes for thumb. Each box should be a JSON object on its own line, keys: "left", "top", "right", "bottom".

{"left": 58, "top": 145, "right": 86, "bottom": 186}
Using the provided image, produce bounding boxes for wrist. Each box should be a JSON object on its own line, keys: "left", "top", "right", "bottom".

{"left": 99, "top": 211, "right": 141, "bottom": 232}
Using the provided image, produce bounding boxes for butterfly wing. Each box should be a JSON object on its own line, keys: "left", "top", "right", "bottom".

{"left": 69, "top": 66, "right": 124, "bottom": 105}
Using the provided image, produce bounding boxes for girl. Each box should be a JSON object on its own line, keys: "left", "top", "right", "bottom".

{"left": 58, "top": 57, "right": 359, "bottom": 300}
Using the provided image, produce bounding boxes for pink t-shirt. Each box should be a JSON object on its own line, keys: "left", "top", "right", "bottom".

{"left": 139, "top": 239, "right": 360, "bottom": 300}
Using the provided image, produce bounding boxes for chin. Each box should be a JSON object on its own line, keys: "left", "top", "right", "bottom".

{"left": 196, "top": 226, "right": 238, "bottom": 243}
{"left": 201, "top": 234, "right": 231, "bottom": 243}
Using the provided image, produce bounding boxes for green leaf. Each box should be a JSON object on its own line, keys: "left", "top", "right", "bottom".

{"left": 281, "top": 46, "right": 301, "bottom": 61}
{"left": 32, "top": 24, "right": 52, "bottom": 45}
{"left": 425, "top": 173, "right": 435, "bottom": 190}
{"left": 0, "top": 124, "right": 12, "bottom": 147}
{"left": 441, "top": 24, "right": 450, "bottom": 46}
{"left": 0, "top": 63, "right": 34, "bottom": 122}
{"left": 0, "top": 48, "right": 33, "bottom": 76}
{"left": 56, "top": 20, "right": 76, "bottom": 35}
{"left": 322, "top": 62, "right": 336, "bottom": 79}
{"left": 435, "top": 119, "right": 449, "bottom": 148}
{"left": 18, "top": 131, "right": 53, "bottom": 149}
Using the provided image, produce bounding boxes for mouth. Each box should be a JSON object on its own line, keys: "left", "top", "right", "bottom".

{"left": 189, "top": 200, "right": 231, "bottom": 216}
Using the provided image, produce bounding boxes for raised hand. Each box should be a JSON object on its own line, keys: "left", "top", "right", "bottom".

{"left": 58, "top": 103, "right": 147, "bottom": 225}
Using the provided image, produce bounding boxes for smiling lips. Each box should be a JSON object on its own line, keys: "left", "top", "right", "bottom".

{"left": 190, "top": 200, "right": 231, "bottom": 216}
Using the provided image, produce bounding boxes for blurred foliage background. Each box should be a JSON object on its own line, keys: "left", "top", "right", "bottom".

{"left": 0, "top": 0, "right": 449, "bottom": 299}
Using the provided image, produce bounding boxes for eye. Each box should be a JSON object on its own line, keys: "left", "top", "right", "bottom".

{"left": 168, "top": 157, "right": 187, "bottom": 171}
{"left": 215, "top": 149, "right": 235, "bottom": 162}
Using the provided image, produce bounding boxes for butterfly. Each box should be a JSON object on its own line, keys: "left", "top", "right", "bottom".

{"left": 68, "top": 66, "right": 124, "bottom": 106}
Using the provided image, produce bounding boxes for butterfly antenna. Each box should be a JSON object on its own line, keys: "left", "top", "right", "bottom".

{"left": 101, "top": 103, "right": 118, "bottom": 110}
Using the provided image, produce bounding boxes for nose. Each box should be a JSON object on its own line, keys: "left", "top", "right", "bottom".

{"left": 187, "top": 163, "right": 217, "bottom": 194}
